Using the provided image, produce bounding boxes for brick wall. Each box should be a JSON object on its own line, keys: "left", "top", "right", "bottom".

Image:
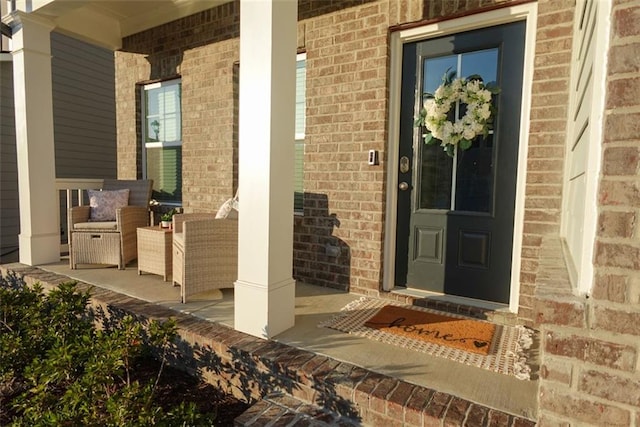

{"left": 114, "top": 1, "right": 423, "bottom": 290}
{"left": 115, "top": 51, "right": 149, "bottom": 180}
{"left": 423, "top": 0, "right": 521, "bottom": 17}
{"left": 117, "top": 1, "right": 572, "bottom": 304}
{"left": 116, "top": 1, "right": 240, "bottom": 210}
{"left": 294, "top": 1, "right": 420, "bottom": 293}
{"left": 112, "top": 0, "right": 582, "bottom": 309}
{"left": 293, "top": 0, "right": 524, "bottom": 293}
{"left": 180, "top": 38, "right": 239, "bottom": 212}
{"left": 535, "top": 0, "right": 640, "bottom": 425}
{"left": 518, "top": 0, "right": 575, "bottom": 325}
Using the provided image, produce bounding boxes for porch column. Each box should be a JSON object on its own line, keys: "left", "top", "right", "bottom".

{"left": 235, "top": 0, "right": 297, "bottom": 338}
{"left": 4, "top": 12, "right": 59, "bottom": 265}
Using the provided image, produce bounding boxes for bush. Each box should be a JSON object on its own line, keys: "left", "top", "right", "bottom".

{"left": 0, "top": 273, "right": 210, "bottom": 426}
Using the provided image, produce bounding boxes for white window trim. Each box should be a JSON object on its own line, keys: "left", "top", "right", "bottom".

{"left": 141, "top": 79, "right": 182, "bottom": 145}
{"left": 382, "top": 3, "right": 538, "bottom": 314}
{"left": 144, "top": 141, "right": 182, "bottom": 148}
{"left": 141, "top": 78, "right": 182, "bottom": 204}
{"left": 294, "top": 52, "right": 306, "bottom": 215}
{"left": 295, "top": 53, "right": 306, "bottom": 140}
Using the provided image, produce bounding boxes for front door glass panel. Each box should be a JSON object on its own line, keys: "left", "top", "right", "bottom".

{"left": 419, "top": 55, "right": 456, "bottom": 210}
{"left": 456, "top": 49, "right": 498, "bottom": 213}
{"left": 418, "top": 48, "right": 499, "bottom": 214}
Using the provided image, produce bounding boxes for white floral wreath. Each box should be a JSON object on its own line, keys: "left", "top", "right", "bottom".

{"left": 416, "top": 71, "right": 499, "bottom": 157}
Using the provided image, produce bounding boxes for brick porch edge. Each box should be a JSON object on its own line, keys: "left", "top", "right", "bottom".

{"left": 1, "top": 264, "right": 536, "bottom": 427}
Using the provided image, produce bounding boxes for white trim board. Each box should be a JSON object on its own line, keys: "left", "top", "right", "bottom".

{"left": 559, "top": 0, "right": 610, "bottom": 296}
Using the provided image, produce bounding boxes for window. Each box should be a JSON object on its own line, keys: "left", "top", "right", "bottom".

{"left": 294, "top": 53, "right": 306, "bottom": 213}
{"left": 141, "top": 79, "right": 182, "bottom": 204}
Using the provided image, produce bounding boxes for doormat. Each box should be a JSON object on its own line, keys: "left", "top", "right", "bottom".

{"left": 319, "top": 297, "right": 534, "bottom": 380}
{"left": 363, "top": 304, "right": 496, "bottom": 355}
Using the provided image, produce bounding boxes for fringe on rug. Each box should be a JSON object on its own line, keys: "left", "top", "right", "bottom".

{"left": 511, "top": 325, "right": 535, "bottom": 381}
{"left": 317, "top": 296, "right": 369, "bottom": 328}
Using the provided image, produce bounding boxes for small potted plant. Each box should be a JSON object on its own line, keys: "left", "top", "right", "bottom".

{"left": 160, "top": 208, "right": 177, "bottom": 228}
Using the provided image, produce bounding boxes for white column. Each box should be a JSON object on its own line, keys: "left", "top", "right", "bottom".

{"left": 235, "top": 0, "right": 297, "bottom": 338}
{"left": 5, "top": 12, "right": 59, "bottom": 265}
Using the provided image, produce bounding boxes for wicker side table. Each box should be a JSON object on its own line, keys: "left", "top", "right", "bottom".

{"left": 137, "top": 226, "right": 173, "bottom": 281}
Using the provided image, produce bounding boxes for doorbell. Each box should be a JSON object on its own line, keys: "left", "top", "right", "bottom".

{"left": 368, "top": 150, "right": 379, "bottom": 165}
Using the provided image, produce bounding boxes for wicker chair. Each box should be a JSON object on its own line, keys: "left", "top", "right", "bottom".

{"left": 172, "top": 213, "right": 238, "bottom": 303}
{"left": 68, "top": 179, "right": 153, "bottom": 270}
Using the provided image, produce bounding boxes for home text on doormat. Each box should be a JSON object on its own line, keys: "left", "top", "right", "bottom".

{"left": 363, "top": 304, "right": 496, "bottom": 355}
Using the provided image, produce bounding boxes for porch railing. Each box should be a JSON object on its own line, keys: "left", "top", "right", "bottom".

{"left": 55, "top": 178, "right": 104, "bottom": 251}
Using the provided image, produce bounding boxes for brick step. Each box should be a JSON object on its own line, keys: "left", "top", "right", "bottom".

{"left": 235, "top": 393, "right": 360, "bottom": 426}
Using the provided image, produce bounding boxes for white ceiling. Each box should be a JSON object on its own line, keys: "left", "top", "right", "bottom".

{"left": 26, "top": 1, "right": 231, "bottom": 50}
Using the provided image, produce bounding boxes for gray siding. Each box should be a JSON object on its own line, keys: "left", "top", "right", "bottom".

{"left": 52, "top": 32, "right": 117, "bottom": 179}
{"left": 0, "top": 60, "right": 19, "bottom": 259}
{"left": 1, "top": 32, "right": 117, "bottom": 258}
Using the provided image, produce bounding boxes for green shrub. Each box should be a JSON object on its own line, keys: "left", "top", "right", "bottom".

{"left": 0, "top": 273, "right": 209, "bottom": 426}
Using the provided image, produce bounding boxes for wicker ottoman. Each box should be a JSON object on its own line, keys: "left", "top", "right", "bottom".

{"left": 71, "top": 232, "right": 121, "bottom": 268}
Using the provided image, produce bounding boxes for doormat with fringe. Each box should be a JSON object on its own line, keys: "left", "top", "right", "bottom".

{"left": 363, "top": 304, "right": 496, "bottom": 355}
{"left": 319, "top": 297, "right": 534, "bottom": 380}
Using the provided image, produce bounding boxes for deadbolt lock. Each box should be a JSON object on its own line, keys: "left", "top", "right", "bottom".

{"left": 400, "top": 156, "right": 410, "bottom": 173}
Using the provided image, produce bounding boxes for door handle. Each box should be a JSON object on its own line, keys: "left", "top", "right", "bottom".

{"left": 399, "top": 182, "right": 409, "bottom": 191}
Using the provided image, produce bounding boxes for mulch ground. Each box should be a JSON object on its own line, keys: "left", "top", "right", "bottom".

{"left": 138, "top": 356, "right": 251, "bottom": 426}
{"left": 0, "top": 356, "right": 250, "bottom": 426}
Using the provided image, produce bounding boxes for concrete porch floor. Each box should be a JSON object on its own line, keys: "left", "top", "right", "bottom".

{"left": 12, "top": 260, "right": 538, "bottom": 421}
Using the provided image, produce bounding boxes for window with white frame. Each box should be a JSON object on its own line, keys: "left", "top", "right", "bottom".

{"left": 294, "top": 53, "right": 306, "bottom": 213}
{"left": 141, "top": 79, "right": 182, "bottom": 204}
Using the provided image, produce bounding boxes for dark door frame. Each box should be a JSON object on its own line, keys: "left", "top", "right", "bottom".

{"left": 382, "top": 5, "right": 538, "bottom": 312}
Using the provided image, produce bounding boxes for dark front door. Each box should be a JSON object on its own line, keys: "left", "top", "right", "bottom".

{"left": 394, "top": 22, "right": 526, "bottom": 304}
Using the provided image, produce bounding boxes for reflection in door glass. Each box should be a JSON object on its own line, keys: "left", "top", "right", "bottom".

{"left": 420, "top": 143, "right": 453, "bottom": 209}
{"left": 418, "top": 55, "right": 458, "bottom": 209}
{"left": 460, "top": 49, "right": 498, "bottom": 85}
{"left": 456, "top": 48, "right": 499, "bottom": 213}
{"left": 455, "top": 134, "right": 494, "bottom": 212}
{"left": 423, "top": 55, "right": 457, "bottom": 94}
{"left": 418, "top": 48, "right": 499, "bottom": 212}
{"left": 419, "top": 55, "right": 456, "bottom": 210}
